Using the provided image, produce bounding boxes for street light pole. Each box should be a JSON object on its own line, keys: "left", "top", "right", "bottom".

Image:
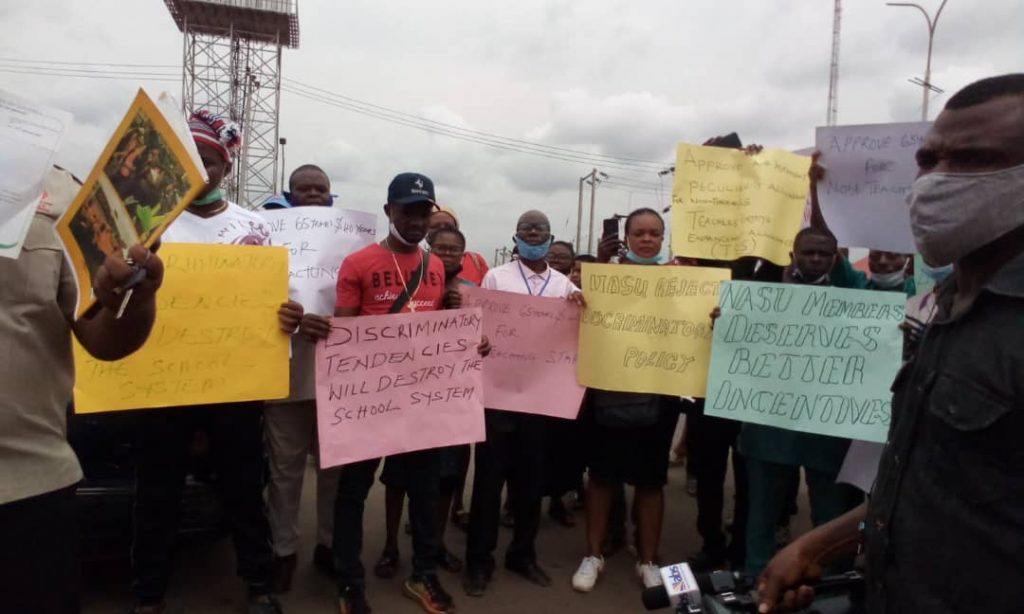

{"left": 576, "top": 173, "right": 587, "bottom": 253}
{"left": 887, "top": 0, "right": 949, "bottom": 121}
{"left": 587, "top": 170, "right": 598, "bottom": 254}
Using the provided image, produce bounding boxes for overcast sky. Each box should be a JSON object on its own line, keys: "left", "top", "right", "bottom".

{"left": 2, "top": 0, "right": 1021, "bottom": 258}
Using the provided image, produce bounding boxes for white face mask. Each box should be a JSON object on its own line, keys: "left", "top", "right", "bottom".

{"left": 908, "top": 163, "right": 1024, "bottom": 266}
{"left": 871, "top": 270, "right": 905, "bottom": 290}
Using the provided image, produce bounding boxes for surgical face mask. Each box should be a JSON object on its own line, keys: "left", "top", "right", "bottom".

{"left": 908, "top": 163, "right": 1024, "bottom": 266}
{"left": 624, "top": 239, "right": 663, "bottom": 265}
{"left": 871, "top": 270, "right": 905, "bottom": 290}
{"left": 389, "top": 222, "right": 419, "bottom": 246}
{"left": 193, "top": 187, "right": 224, "bottom": 207}
{"left": 514, "top": 236, "right": 551, "bottom": 261}
{"left": 793, "top": 267, "right": 829, "bottom": 286}
{"left": 920, "top": 261, "right": 953, "bottom": 283}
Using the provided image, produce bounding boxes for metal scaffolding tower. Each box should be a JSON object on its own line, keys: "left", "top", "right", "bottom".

{"left": 164, "top": 0, "right": 300, "bottom": 208}
{"left": 826, "top": 0, "right": 842, "bottom": 126}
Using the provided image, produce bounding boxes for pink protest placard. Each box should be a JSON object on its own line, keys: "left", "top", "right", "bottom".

{"left": 461, "top": 286, "right": 585, "bottom": 419}
{"left": 315, "top": 309, "right": 486, "bottom": 468}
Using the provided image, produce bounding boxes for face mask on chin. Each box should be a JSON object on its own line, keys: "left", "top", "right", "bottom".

{"left": 514, "top": 236, "right": 551, "bottom": 261}
{"left": 793, "top": 267, "right": 830, "bottom": 286}
{"left": 908, "top": 163, "right": 1024, "bottom": 266}
{"left": 871, "top": 270, "right": 906, "bottom": 289}
{"left": 389, "top": 222, "right": 419, "bottom": 247}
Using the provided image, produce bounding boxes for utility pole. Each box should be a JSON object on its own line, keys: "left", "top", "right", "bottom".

{"left": 575, "top": 171, "right": 588, "bottom": 253}
{"left": 278, "top": 136, "right": 287, "bottom": 193}
{"left": 587, "top": 170, "right": 598, "bottom": 254}
{"left": 827, "top": 0, "right": 842, "bottom": 126}
{"left": 887, "top": 0, "right": 949, "bottom": 120}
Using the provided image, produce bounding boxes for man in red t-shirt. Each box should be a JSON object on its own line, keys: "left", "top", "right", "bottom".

{"left": 300, "top": 173, "right": 454, "bottom": 614}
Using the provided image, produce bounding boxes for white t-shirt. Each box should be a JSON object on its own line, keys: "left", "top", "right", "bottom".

{"left": 163, "top": 201, "right": 272, "bottom": 246}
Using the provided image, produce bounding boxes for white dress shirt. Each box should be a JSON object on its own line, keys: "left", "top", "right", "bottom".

{"left": 482, "top": 260, "right": 578, "bottom": 297}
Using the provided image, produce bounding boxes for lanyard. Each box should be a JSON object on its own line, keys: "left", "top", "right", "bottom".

{"left": 517, "top": 261, "right": 552, "bottom": 296}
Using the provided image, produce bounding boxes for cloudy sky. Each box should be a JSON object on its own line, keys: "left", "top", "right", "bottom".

{"left": 2, "top": 0, "right": 1021, "bottom": 258}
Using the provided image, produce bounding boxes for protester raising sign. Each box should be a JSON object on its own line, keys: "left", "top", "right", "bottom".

{"left": 73, "top": 243, "right": 290, "bottom": 413}
{"left": 315, "top": 309, "right": 486, "bottom": 468}
{"left": 705, "top": 281, "right": 904, "bottom": 443}
{"left": 260, "top": 206, "right": 377, "bottom": 316}
{"left": 460, "top": 286, "right": 584, "bottom": 419}
{"left": 815, "top": 121, "right": 931, "bottom": 253}
{"left": 578, "top": 263, "right": 729, "bottom": 397}
{"left": 671, "top": 144, "right": 811, "bottom": 265}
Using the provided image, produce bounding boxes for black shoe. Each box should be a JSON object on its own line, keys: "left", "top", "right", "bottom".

{"left": 248, "top": 594, "right": 283, "bottom": 614}
{"left": 505, "top": 561, "right": 552, "bottom": 587}
{"left": 314, "top": 544, "right": 336, "bottom": 577}
{"left": 687, "top": 549, "right": 727, "bottom": 573}
{"left": 437, "top": 548, "right": 464, "bottom": 573}
{"left": 463, "top": 570, "right": 489, "bottom": 597}
{"left": 404, "top": 574, "right": 455, "bottom": 613}
{"left": 338, "top": 586, "right": 371, "bottom": 614}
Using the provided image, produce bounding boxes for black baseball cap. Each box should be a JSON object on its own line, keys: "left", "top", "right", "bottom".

{"left": 387, "top": 172, "right": 437, "bottom": 206}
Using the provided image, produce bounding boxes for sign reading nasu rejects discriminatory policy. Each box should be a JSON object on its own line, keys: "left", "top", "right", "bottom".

{"left": 705, "top": 281, "right": 904, "bottom": 443}
{"left": 578, "top": 263, "right": 730, "bottom": 397}
{"left": 315, "top": 309, "right": 485, "bottom": 468}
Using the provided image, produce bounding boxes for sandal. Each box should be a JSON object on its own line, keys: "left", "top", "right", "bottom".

{"left": 437, "top": 548, "right": 464, "bottom": 573}
{"left": 373, "top": 548, "right": 400, "bottom": 579}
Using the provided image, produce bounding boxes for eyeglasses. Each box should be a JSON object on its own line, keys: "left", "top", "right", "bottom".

{"left": 516, "top": 223, "right": 550, "bottom": 233}
{"left": 431, "top": 246, "right": 465, "bottom": 256}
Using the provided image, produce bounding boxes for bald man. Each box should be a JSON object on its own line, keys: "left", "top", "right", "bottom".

{"left": 463, "top": 210, "right": 582, "bottom": 597}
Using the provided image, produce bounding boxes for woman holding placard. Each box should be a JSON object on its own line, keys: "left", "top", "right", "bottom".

{"left": 571, "top": 208, "right": 683, "bottom": 594}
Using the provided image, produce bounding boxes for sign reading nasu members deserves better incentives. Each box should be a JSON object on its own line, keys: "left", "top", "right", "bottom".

{"left": 260, "top": 206, "right": 377, "bottom": 316}
{"left": 315, "top": 309, "right": 486, "bottom": 468}
{"left": 460, "top": 286, "right": 584, "bottom": 419}
{"left": 671, "top": 144, "right": 811, "bottom": 265}
{"left": 705, "top": 281, "right": 904, "bottom": 443}
{"left": 73, "top": 243, "right": 290, "bottom": 413}
{"left": 815, "top": 121, "right": 931, "bottom": 253}
{"left": 578, "top": 263, "right": 730, "bottom": 397}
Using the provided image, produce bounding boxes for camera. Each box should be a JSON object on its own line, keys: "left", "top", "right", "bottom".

{"left": 642, "top": 563, "right": 864, "bottom": 614}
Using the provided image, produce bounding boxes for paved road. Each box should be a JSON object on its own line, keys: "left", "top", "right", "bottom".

{"left": 84, "top": 455, "right": 813, "bottom": 614}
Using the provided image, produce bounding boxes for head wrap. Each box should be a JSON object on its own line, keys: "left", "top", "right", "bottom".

{"left": 436, "top": 205, "right": 459, "bottom": 228}
{"left": 189, "top": 110, "right": 241, "bottom": 162}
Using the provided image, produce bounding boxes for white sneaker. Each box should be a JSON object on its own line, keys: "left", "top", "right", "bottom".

{"left": 636, "top": 561, "right": 663, "bottom": 589}
{"left": 572, "top": 556, "right": 605, "bottom": 592}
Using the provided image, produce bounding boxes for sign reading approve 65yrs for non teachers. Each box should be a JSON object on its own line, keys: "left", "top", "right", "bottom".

{"left": 705, "top": 281, "right": 904, "bottom": 443}
{"left": 315, "top": 309, "right": 485, "bottom": 468}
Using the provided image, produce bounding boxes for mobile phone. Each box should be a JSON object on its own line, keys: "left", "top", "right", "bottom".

{"left": 602, "top": 217, "right": 620, "bottom": 239}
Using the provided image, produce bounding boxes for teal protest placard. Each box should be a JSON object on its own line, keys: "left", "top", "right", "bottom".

{"left": 705, "top": 281, "right": 904, "bottom": 443}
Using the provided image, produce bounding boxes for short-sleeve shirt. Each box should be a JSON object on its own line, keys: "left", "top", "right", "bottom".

{"left": 482, "top": 260, "right": 578, "bottom": 297}
{"left": 0, "top": 213, "right": 83, "bottom": 504}
{"left": 162, "top": 202, "right": 272, "bottom": 246}
{"left": 335, "top": 243, "right": 446, "bottom": 315}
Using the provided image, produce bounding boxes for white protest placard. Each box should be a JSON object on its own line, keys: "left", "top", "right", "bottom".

{"left": 815, "top": 122, "right": 931, "bottom": 253}
{"left": 261, "top": 206, "right": 377, "bottom": 315}
{"left": 0, "top": 90, "right": 73, "bottom": 258}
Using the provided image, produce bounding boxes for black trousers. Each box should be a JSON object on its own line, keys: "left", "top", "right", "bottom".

{"left": 333, "top": 450, "right": 441, "bottom": 590}
{"left": 543, "top": 415, "right": 583, "bottom": 498}
{"left": 131, "top": 402, "right": 272, "bottom": 604}
{"left": 0, "top": 485, "right": 80, "bottom": 614}
{"left": 689, "top": 405, "right": 747, "bottom": 561}
{"left": 466, "top": 411, "right": 547, "bottom": 574}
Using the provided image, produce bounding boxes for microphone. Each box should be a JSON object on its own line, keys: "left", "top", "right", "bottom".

{"left": 641, "top": 562, "right": 702, "bottom": 611}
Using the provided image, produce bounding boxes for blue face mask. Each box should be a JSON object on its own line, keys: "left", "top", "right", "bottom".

{"left": 514, "top": 236, "right": 551, "bottom": 261}
{"left": 921, "top": 261, "right": 953, "bottom": 283}
{"left": 625, "top": 249, "right": 663, "bottom": 265}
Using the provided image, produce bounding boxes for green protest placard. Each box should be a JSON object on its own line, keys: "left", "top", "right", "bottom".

{"left": 705, "top": 281, "right": 904, "bottom": 443}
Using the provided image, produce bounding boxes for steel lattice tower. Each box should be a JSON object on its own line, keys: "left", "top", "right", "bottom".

{"left": 826, "top": 0, "right": 842, "bottom": 126}
{"left": 164, "top": 0, "right": 299, "bottom": 208}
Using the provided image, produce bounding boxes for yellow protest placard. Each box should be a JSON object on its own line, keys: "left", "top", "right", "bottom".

{"left": 578, "top": 263, "right": 730, "bottom": 397}
{"left": 671, "top": 144, "right": 811, "bottom": 265}
{"left": 73, "top": 243, "right": 290, "bottom": 413}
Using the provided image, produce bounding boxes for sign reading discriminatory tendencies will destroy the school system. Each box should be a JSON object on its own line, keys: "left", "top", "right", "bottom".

{"left": 705, "top": 281, "right": 904, "bottom": 443}
{"left": 578, "top": 263, "right": 730, "bottom": 397}
{"left": 73, "top": 244, "right": 290, "bottom": 413}
{"left": 315, "top": 309, "right": 486, "bottom": 468}
{"left": 460, "top": 286, "right": 585, "bottom": 419}
{"left": 815, "top": 121, "right": 931, "bottom": 253}
{"left": 671, "top": 144, "right": 811, "bottom": 265}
